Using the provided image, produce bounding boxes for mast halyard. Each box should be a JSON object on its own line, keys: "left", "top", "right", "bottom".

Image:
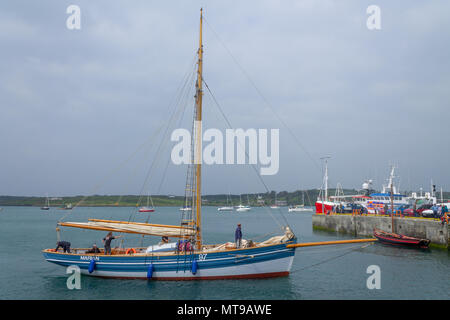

{"left": 194, "top": 8, "right": 204, "bottom": 250}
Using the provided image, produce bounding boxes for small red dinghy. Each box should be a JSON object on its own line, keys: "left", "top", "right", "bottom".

{"left": 373, "top": 229, "right": 430, "bottom": 249}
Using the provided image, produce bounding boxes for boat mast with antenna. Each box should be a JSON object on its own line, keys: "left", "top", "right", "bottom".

{"left": 320, "top": 156, "right": 331, "bottom": 213}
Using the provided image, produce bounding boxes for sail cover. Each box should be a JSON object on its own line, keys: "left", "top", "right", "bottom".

{"left": 58, "top": 219, "right": 196, "bottom": 238}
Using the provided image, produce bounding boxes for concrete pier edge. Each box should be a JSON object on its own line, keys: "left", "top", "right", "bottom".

{"left": 312, "top": 214, "right": 449, "bottom": 250}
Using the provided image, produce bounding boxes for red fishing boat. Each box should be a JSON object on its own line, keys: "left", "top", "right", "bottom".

{"left": 373, "top": 229, "right": 430, "bottom": 249}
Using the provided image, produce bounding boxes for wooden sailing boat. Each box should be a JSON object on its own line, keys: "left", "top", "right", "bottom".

{"left": 42, "top": 9, "right": 297, "bottom": 280}
{"left": 373, "top": 181, "right": 430, "bottom": 248}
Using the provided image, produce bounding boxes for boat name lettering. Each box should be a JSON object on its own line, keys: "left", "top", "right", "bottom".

{"left": 80, "top": 256, "right": 99, "bottom": 261}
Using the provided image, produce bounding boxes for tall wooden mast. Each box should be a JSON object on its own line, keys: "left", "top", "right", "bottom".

{"left": 194, "top": 8, "right": 204, "bottom": 250}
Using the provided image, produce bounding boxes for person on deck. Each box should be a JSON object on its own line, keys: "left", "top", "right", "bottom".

{"left": 441, "top": 205, "right": 448, "bottom": 225}
{"left": 159, "top": 236, "right": 169, "bottom": 245}
{"left": 55, "top": 241, "right": 71, "bottom": 253}
{"left": 86, "top": 244, "right": 101, "bottom": 254}
{"left": 235, "top": 224, "right": 242, "bottom": 249}
{"left": 102, "top": 232, "right": 121, "bottom": 255}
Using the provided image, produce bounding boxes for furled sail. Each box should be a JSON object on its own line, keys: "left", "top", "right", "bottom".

{"left": 58, "top": 219, "right": 195, "bottom": 238}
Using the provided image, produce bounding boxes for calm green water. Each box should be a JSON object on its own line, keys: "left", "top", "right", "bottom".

{"left": 0, "top": 206, "right": 449, "bottom": 300}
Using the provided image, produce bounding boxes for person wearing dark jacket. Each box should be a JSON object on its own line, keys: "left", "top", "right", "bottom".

{"left": 86, "top": 244, "right": 101, "bottom": 254}
{"left": 55, "top": 241, "right": 71, "bottom": 253}
{"left": 102, "top": 232, "right": 121, "bottom": 255}
{"left": 235, "top": 224, "right": 242, "bottom": 249}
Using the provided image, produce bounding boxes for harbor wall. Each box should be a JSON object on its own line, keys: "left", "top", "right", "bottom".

{"left": 312, "top": 214, "right": 449, "bottom": 249}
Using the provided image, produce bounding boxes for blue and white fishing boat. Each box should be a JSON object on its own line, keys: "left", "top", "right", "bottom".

{"left": 42, "top": 9, "right": 298, "bottom": 280}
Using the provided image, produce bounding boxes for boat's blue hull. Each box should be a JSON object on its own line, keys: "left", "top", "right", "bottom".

{"left": 43, "top": 241, "right": 296, "bottom": 280}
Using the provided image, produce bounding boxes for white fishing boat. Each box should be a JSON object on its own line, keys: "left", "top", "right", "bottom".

{"left": 42, "top": 9, "right": 297, "bottom": 280}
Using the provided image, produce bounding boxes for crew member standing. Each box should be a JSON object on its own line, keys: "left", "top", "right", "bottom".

{"left": 235, "top": 224, "right": 242, "bottom": 249}
{"left": 102, "top": 232, "right": 121, "bottom": 255}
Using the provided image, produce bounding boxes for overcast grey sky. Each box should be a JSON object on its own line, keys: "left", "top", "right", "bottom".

{"left": 1, "top": 1, "right": 449, "bottom": 197}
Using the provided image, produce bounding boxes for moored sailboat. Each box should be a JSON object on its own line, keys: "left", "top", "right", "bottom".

{"left": 41, "top": 194, "right": 50, "bottom": 210}
{"left": 139, "top": 193, "right": 155, "bottom": 213}
{"left": 270, "top": 193, "right": 279, "bottom": 209}
{"left": 288, "top": 192, "right": 310, "bottom": 212}
{"left": 235, "top": 195, "right": 251, "bottom": 212}
{"left": 218, "top": 193, "right": 234, "bottom": 211}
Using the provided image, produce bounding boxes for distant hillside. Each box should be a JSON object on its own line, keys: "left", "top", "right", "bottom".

{"left": 1, "top": 189, "right": 448, "bottom": 207}
{"left": 0, "top": 189, "right": 352, "bottom": 207}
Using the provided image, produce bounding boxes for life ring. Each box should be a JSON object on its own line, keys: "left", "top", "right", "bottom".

{"left": 125, "top": 248, "right": 136, "bottom": 255}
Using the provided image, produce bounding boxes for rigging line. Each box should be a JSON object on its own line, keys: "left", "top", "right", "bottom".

{"left": 297, "top": 242, "right": 370, "bottom": 255}
{"left": 155, "top": 65, "right": 197, "bottom": 196}
{"left": 58, "top": 124, "right": 166, "bottom": 223}
{"left": 304, "top": 189, "right": 313, "bottom": 206}
{"left": 128, "top": 58, "right": 198, "bottom": 223}
{"left": 251, "top": 230, "right": 278, "bottom": 241}
{"left": 290, "top": 243, "right": 373, "bottom": 273}
{"left": 202, "top": 78, "right": 288, "bottom": 230}
{"left": 130, "top": 102, "right": 188, "bottom": 223}
{"left": 203, "top": 17, "right": 321, "bottom": 174}
{"left": 117, "top": 125, "right": 166, "bottom": 208}
{"left": 203, "top": 80, "right": 287, "bottom": 230}
{"left": 150, "top": 67, "right": 196, "bottom": 200}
